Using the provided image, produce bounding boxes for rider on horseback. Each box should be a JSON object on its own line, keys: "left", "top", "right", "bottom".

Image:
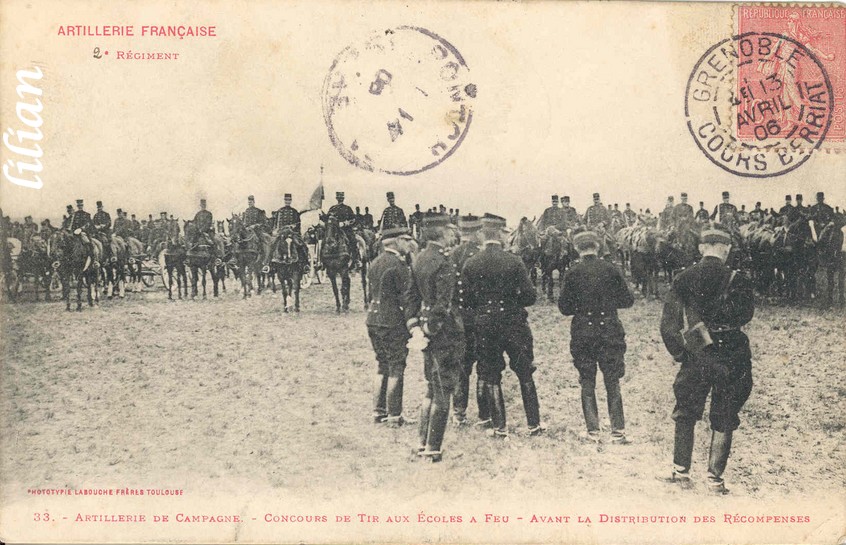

{"left": 327, "top": 191, "right": 360, "bottom": 269}
{"left": 267, "top": 193, "right": 309, "bottom": 271}
{"left": 92, "top": 200, "right": 113, "bottom": 260}
{"left": 69, "top": 199, "right": 94, "bottom": 258}
{"left": 190, "top": 198, "right": 214, "bottom": 251}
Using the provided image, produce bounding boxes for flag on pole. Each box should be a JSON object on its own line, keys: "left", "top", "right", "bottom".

{"left": 304, "top": 165, "right": 324, "bottom": 212}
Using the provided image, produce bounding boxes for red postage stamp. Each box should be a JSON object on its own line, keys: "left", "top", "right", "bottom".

{"left": 738, "top": 5, "right": 846, "bottom": 142}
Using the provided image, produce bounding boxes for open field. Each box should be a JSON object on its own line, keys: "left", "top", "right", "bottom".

{"left": 1, "top": 275, "right": 844, "bottom": 542}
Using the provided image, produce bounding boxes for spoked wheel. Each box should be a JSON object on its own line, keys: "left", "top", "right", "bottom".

{"left": 141, "top": 271, "right": 156, "bottom": 288}
{"left": 157, "top": 251, "right": 170, "bottom": 290}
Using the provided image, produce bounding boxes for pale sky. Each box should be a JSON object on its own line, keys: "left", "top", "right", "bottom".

{"left": 2, "top": 1, "right": 843, "bottom": 226}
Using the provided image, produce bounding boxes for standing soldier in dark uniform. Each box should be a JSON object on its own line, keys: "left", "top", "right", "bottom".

{"left": 243, "top": 195, "right": 267, "bottom": 232}
{"left": 584, "top": 193, "right": 610, "bottom": 229}
{"left": 268, "top": 193, "right": 309, "bottom": 268}
{"left": 559, "top": 231, "right": 634, "bottom": 443}
{"left": 623, "top": 203, "right": 637, "bottom": 227}
{"left": 450, "top": 214, "right": 485, "bottom": 426}
{"left": 660, "top": 228, "right": 754, "bottom": 494}
{"left": 191, "top": 199, "right": 213, "bottom": 246}
{"left": 673, "top": 193, "right": 695, "bottom": 228}
{"left": 367, "top": 226, "right": 416, "bottom": 427}
{"left": 378, "top": 192, "right": 408, "bottom": 231}
{"left": 695, "top": 201, "right": 710, "bottom": 223}
{"left": 778, "top": 195, "right": 794, "bottom": 219}
{"left": 809, "top": 192, "right": 834, "bottom": 230}
{"left": 710, "top": 191, "right": 738, "bottom": 227}
{"left": 748, "top": 202, "right": 765, "bottom": 223}
{"left": 659, "top": 196, "right": 675, "bottom": 231}
{"left": 537, "top": 195, "right": 566, "bottom": 231}
{"left": 327, "top": 191, "right": 360, "bottom": 267}
{"left": 561, "top": 196, "right": 580, "bottom": 228}
{"left": 404, "top": 212, "right": 464, "bottom": 462}
{"left": 462, "top": 214, "right": 542, "bottom": 438}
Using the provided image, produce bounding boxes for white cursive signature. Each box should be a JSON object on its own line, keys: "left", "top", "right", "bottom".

{"left": 3, "top": 66, "right": 44, "bottom": 189}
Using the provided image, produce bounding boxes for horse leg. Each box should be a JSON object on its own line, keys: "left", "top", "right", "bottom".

{"left": 167, "top": 265, "right": 174, "bottom": 300}
{"left": 201, "top": 265, "right": 207, "bottom": 299}
{"left": 77, "top": 275, "right": 84, "bottom": 311}
{"left": 329, "top": 273, "right": 341, "bottom": 313}
{"left": 293, "top": 272, "right": 300, "bottom": 312}
{"left": 281, "top": 273, "right": 289, "bottom": 312}
{"left": 361, "top": 263, "right": 368, "bottom": 309}
{"left": 342, "top": 272, "right": 351, "bottom": 311}
{"left": 63, "top": 273, "right": 71, "bottom": 311}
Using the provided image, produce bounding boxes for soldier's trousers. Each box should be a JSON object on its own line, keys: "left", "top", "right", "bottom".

{"left": 419, "top": 341, "right": 461, "bottom": 452}
{"left": 570, "top": 333, "right": 626, "bottom": 433}
{"left": 368, "top": 325, "right": 410, "bottom": 418}
{"left": 454, "top": 319, "right": 485, "bottom": 418}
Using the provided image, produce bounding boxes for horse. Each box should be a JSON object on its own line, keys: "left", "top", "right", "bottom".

{"left": 508, "top": 217, "right": 541, "bottom": 285}
{"left": 321, "top": 214, "right": 352, "bottom": 313}
{"left": 212, "top": 232, "right": 231, "bottom": 294}
{"left": 620, "top": 225, "right": 661, "bottom": 298}
{"left": 816, "top": 218, "right": 845, "bottom": 307}
{"left": 227, "top": 215, "right": 263, "bottom": 298}
{"left": 356, "top": 227, "right": 378, "bottom": 308}
{"left": 266, "top": 226, "right": 308, "bottom": 312}
{"left": 102, "top": 235, "right": 129, "bottom": 299}
{"left": 184, "top": 220, "right": 219, "bottom": 299}
{"left": 50, "top": 230, "right": 101, "bottom": 311}
{"left": 124, "top": 236, "right": 146, "bottom": 292}
{"left": 17, "top": 236, "right": 53, "bottom": 301}
{"left": 538, "top": 226, "right": 572, "bottom": 302}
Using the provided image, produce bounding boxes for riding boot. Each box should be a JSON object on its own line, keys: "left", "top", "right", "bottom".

{"left": 579, "top": 379, "right": 600, "bottom": 433}
{"left": 476, "top": 379, "right": 490, "bottom": 422}
{"left": 672, "top": 419, "right": 697, "bottom": 473}
{"left": 372, "top": 374, "right": 388, "bottom": 423}
{"left": 488, "top": 382, "right": 507, "bottom": 436}
{"left": 453, "top": 368, "right": 470, "bottom": 421}
{"left": 706, "top": 430, "right": 733, "bottom": 489}
{"left": 417, "top": 394, "right": 433, "bottom": 450}
{"left": 604, "top": 375, "right": 625, "bottom": 434}
{"left": 519, "top": 378, "right": 541, "bottom": 429}
{"left": 424, "top": 399, "right": 450, "bottom": 453}
{"left": 386, "top": 374, "right": 404, "bottom": 418}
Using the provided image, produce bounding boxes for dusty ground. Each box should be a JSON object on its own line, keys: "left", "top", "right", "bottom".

{"left": 1, "top": 273, "right": 844, "bottom": 536}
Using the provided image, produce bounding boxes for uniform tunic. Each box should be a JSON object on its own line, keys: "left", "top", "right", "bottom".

{"left": 695, "top": 208, "right": 710, "bottom": 222}
{"left": 462, "top": 243, "right": 537, "bottom": 384}
{"left": 451, "top": 240, "right": 481, "bottom": 383}
{"left": 711, "top": 202, "right": 738, "bottom": 225}
{"left": 584, "top": 203, "right": 610, "bottom": 228}
{"left": 70, "top": 210, "right": 92, "bottom": 233}
{"left": 809, "top": 202, "right": 834, "bottom": 227}
{"left": 660, "top": 256, "right": 755, "bottom": 432}
{"left": 92, "top": 210, "right": 112, "bottom": 235}
{"left": 193, "top": 209, "right": 213, "bottom": 234}
{"left": 366, "top": 248, "right": 412, "bottom": 376}
{"left": 673, "top": 203, "right": 694, "bottom": 226}
{"left": 243, "top": 205, "right": 267, "bottom": 230}
{"left": 273, "top": 205, "right": 301, "bottom": 233}
{"left": 378, "top": 205, "right": 407, "bottom": 230}
{"left": 537, "top": 206, "right": 566, "bottom": 231}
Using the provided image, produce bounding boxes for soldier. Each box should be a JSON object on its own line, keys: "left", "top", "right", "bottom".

{"left": 69, "top": 199, "right": 94, "bottom": 254}
{"left": 659, "top": 196, "right": 675, "bottom": 231}
{"left": 537, "top": 195, "right": 566, "bottom": 231}
{"left": 378, "top": 191, "right": 408, "bottom": 231}
{"left": 778, "top": 195, "right": 794, "bottom": 218}
{"left": 61, "top": 205, "right": 74, "bottom": 230}
{"left": 695, "top": 201, "right": 710, "bottom": 223}
{"left": 558, "top": 231, "right": 634, "bottom": 443}
{"left": 327, "top": 191, "right": 360, "bottom": 267}
{"left": 40, "top": 219, "right": 57, "bottom": 237}
{"left": 363, "top": 207, "right": 374, "bottom": 231}
{"left": 736, "top": 205, "right": 750, "bottom": 225}
{"left": 639, "top": 208, "right": 657, "bottom": 227}
{"left": 355, "top": 206, "right": 364, "bottom": 228}
{"left": 450, "top": 214, "right": 486, "bottom": 426}
{"left": 561, "top": 196, "right": 580, "bottom": 227}
{"left": 611, "top": 203, "right": 624, "bottom": 226}
{"left": 673, "top": 193, "right": 695, "bottom": 227}
{"left": 793, "top": 193, "right": 807, "bottom": 220}
{"left": 462, "top": 213, "right": 542, "bottom": 438}
{"left": 623, "top": 203, "right": 637, "bottom": 227}
{"left": 409, "top": 204, "right": 423, "bottom": 238}
{"left": 404, "top": 212, "right": 464, "bottom": 461}
{"left": 21, "top": 215, "right": 38, "bottom": 245}
{"left": 113, "top": 208, "right": 131, "bottom": 238}
{"left": 269, "top": 193, "right": 308, "bottom": 267}
{"left": 243, "top": 195, "right": 267, "bottom": 232}
{"left": 367, "top": 226, "right": 416, "bottom": 427}
{"left": 584, "top": 193, "right": 610, "bottom": 228}
{"left": 191, "top": 199, "right": 213, "bottom": 245}
{"left": 660, "top": 228, "right": 754, "bottom": 494}
{"left": 710, "top": 191, "right": 738, "bottom": 227}
{"left": 748, "top": 202, "right": 765, "bottom": 223}
{"left": 130, "top": 214, "right": 141, "bottom": 237}
{"left": 92, "top": 201, "right": 112, "bottom": 240}
{"left": 809, "top": 191, "right": 834, "bottom": 229}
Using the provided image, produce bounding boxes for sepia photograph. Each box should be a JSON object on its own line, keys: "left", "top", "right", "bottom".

{"left": 1, "top": 1, "right": 844, "bottom": 543}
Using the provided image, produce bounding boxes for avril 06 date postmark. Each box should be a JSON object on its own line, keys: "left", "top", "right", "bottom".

{"left": 685, "top": 32, "right": 834, "bottom": 178}
{"left": 322, "top": 26, "right": 476, "bottom": 176}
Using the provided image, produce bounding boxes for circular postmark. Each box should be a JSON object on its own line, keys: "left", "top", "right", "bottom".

{"left": 685, "top": 32, "right": 833, "bottom": 178}
{"left": 322, "top": 26, "right": 476, "bottom": 176}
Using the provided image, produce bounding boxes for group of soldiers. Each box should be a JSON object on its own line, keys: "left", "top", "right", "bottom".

{"left": 535, "top": 190, "right": 838, "bottom": 234}
{"left": 364, "top": 203, "right": 755, "bottom": 494}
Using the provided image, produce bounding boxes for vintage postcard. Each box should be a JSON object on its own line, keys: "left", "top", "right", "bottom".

{"left": 1, "top": 0, "right": 844, "bottom": 543}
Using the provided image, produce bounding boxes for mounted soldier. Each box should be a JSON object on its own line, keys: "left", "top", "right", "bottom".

{"left": 659, "top": 196, "right": 675, "bottom": 231}
{"left": 326, "top": 191, "right": 360, "bottom": 268}
{"left": 92, "top": 201, "right": 112, "bottom": 246}
{"left": 61, "top": 204, "right": 74, "bottom": 230}
{"left": 378, "top": 191, "right": 407, "bottom": 231}
{"left": 268, "top": 193, "right": 309, "bottom": 270}
{"left": 113, "top": 208, "right": 132, "bottom": 238}
{"left": 778, "top": 195, "right": 794, "bottom": 219}
{"left": 243, "top": 195, "right": 268, "bottom": 233}
{"left": 660, "top": 228, "right": 755, "bottom": 494}
{"left": 623, "top": 203, "right": 637, "bottom": 227}
{"left": 537, "top": 195, "right": 566, "bottom": 232}
{"left": 809, "top": 191, "right": 834, "bottom": 230}
{"left": 362, "top": 207, "right": 375, "bottom": 231}
{"left": 695, "top": 201, "right": 710, "bottom": 223}
{"left": 673, "top": 193, "right": 695, "bottom": 228}
{"left": 409, "top": 204, "right": 423, "bottom": 239}
{"left": 711, "top": 191, "right": 738, "bottom": 227}
{"left": 560, "top": 196, "right": 580, "bottom": 227}
{"left": 191, "top": 199, "right": 213, "bottom": 247}
{"left": 69, "top": 199, "right": 95, "bottom": 255}
{"left": 584, "top": 193, "right": 610, "bottom": 229}
{"left": 748, "top": 202, "right": 765, "bottom": 223}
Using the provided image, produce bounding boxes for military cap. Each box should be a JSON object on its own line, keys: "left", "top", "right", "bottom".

{"left": 24, "top": 215, "right": 32, "bottom": 220}
{"left": 386, "top": 191, "right": 395, "bottom": 198}
{"left": 248, "top": 195, "right": 255, "bottom": 201}
{"left": 160, "top": 212, "right": 167, "bottom": 217}
{"left": 626, "top": 202, "right": 630, "bottom": 206}
{"left": 76, "top": 199, "right": 84, "bottom": 205}
{"left": 722, "top": 191, "right": 730, "bottom": 198}
{"left": 421, "top": 212, "right": 450, "bottom": 227}
{"left": 755, "top": 202, "right": 761, "bottom": 207}
{"left": 796, "top": 194, "right": 803, "bottom": 200}
{"left": 785, "top": 195, "right": 792, "bottom": 201}
{"left": 284, "top": 193, "right": 292, "bottom": 199}
{"left": 66, "top": 205, "right": 73, "bottom": 210}
{"left": 681, "top": 192, "right": 688, "bottom": 198}
{"left": 593, "top": 193, "right": 600, "bottom": 200}
{"left": 336, "top": 191, "right": 344, "bottom": 198}
{"left": 381, "top": 226, "right": 411, "bottom": 240}
{"left": 701, "top": 228, "right": 732, "bottom": 245}
{"left": 699, "top": 201, "right": 704, "bottom": 206}
{"left": 117, "top": 208, "right": 123, "bottom": 214}
{"left": 668, "top": 196, "right": 675, "bottom": 201}
{"left": 551, "top": 194, "right": 559, "bottom": 201}
{"left": 200, "top": 198, "right": 207, "bottom": 205}
{"left": 817, "top": 191, "right": 824, "bottom": 199}
{"left": 481, "top": 213, "right": 507, "bottom": 229}
{"left": 458, "top": 214, "right": 482, "bottom": 232}
{"left": 573, "top": 230, "right": 600, "bottom": 251}
{"left": 96, "top": 200, "right": 103, "bottom": 207}
{"left": 563, "top": 196, "right": 571, "bottom": 202}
